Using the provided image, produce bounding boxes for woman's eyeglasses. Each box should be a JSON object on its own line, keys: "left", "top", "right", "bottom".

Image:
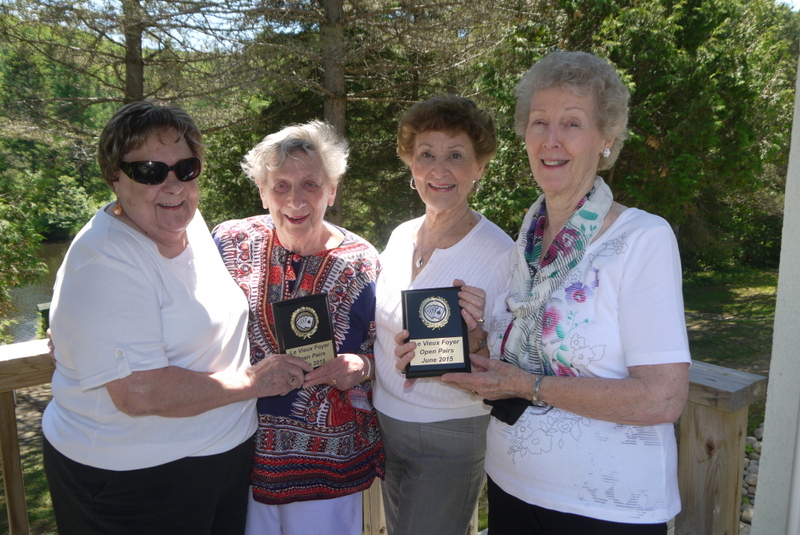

{"left": 119, "top": 157, "right": 202, "bottom": 185}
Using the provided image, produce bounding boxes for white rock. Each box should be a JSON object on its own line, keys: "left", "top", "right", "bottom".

{"left": 742, "top": 505, "right": 754, "bottom": 524}
{"left": 745, "top": 473, "right": 758, "bottom": 486}
{"left": 754, "top": 427, "right": 764, "bottom": 440}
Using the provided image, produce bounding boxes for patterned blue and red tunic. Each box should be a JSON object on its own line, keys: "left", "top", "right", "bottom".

{"left": 213, "top": 215, "right": 384, "bottom": 505}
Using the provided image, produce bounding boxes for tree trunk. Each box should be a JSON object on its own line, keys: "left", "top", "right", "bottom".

{"left": 122, "top": 0, "right": 145, "bottom": 102}
{"left": 323, "top": 0, "right": 345, "bottom": 225}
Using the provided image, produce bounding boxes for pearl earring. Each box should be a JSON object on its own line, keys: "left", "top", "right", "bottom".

{"left": 603, "top": 148, "right": 611, "bottom": 158}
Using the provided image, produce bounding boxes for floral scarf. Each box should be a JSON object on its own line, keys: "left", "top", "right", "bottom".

{"left": 502, "top": 176, "right": 614, "bottom": 375}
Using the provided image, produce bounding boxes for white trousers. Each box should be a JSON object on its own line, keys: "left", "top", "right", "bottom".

{"left": 244, "top": 488, "right": 362, "bottom": 535}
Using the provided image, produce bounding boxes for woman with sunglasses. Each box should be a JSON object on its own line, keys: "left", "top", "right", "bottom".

{"left": 42, "top": 100, "right": 312, "bottom": 535}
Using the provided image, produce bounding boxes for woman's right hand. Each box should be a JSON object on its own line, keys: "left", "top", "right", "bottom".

{"left": 441, "top": 353, "right": 531, "bottom": 400}
{"left": 107, "top": 354, "right": 313, "bottom": 418}
{"left": 246, "top": 354, "right": 313, "bottom": 397}
{"left": 394, "top": 329, "right": 419, "bottom": 388}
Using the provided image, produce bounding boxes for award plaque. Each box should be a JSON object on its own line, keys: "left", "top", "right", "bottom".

{"left": 271, "top": 293, "right": 336, "bottom": 369}
{"left": 401, "top": 286, "right": 470, "bottom": 378}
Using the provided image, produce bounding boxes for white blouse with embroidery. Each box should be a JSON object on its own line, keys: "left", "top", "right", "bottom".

{"left": 486, "top": 207, "right": 691, "bottom": 524}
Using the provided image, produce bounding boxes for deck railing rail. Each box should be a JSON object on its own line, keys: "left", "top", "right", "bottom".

{"left": 1, "top": 339, "right": 766, "bottom": 535}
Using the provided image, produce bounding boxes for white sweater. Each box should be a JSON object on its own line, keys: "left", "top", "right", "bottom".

{"left": 373, "top": 213, "right": 514, "bottom": 422}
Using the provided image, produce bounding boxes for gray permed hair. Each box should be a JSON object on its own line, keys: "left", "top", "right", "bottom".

{"left": 242, "top": 120, "right": 349, "bottom": 186}
{"left": 514, "top": 51, "right": 630, "bottom": 170}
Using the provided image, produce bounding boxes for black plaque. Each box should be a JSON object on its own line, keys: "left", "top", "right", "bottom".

{"left": 271, "top": 293, "right": 336, "bottom": 369}
{"left": 401, "top": 286, "right": 470, "bottom": 378}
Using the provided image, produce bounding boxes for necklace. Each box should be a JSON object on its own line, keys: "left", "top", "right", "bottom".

{"left": 414, "top": 210, "right": 473, "bottom": 270}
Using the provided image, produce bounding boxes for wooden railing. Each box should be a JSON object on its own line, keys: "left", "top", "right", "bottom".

{"left": 0, "top": 340, "right": 765, "bottom": 535}
{"left": 0, "top": 339, "right": 51, "bottom": 535}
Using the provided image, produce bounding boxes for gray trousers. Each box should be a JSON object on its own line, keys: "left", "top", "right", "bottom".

{"left": 377, "top": 411, "right": 490, "bottom": 535}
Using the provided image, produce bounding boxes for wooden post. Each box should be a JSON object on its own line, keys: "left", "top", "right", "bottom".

{"left": 675, "top": 361, "right": 767, "bottom": 535}
{"left": 362, "top": 476, "right": 480, "bottom": 535}
{"left": 362, "top": 478, "right": 387, "bottom": 534}
{"left": 0, "top": 339, "right": 52, "bottom": 535}
{"left": 0, "top": 390, "right": 29, "bottom": 535}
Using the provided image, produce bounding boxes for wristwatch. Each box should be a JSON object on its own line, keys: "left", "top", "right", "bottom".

{"left": 531, "top": 375, "right": 548, "bottom": 407}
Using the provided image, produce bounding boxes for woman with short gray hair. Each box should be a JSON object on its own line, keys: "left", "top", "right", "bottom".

{"left": 443, "top": 51, "right": 691, "bottom": 534}
{"left": 213, "top": 120, "right": 384, "bottom": 535}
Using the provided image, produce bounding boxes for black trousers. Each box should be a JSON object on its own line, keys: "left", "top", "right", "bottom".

{"left": 43, "top": 434, "right": 254, "bottom": 535}
{"left": 487, "top": 477, "right": 668, "bottom": 535}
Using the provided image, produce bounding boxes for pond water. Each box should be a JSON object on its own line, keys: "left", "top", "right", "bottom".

{"left": 6, "top": 241, "right": 70, "bottom": 343}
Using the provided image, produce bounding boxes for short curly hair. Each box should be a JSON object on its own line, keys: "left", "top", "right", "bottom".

{"left": 242, "top": 121, "right": 349, "bottom": 187}
{"left": 98, "top": 100, "right": 204, "bottom": 188}
{"left": 397, "top": 95, "right": 497, "bottom": 167}
{"left": 514, "top": 51, "right": 630, "bottom": 170}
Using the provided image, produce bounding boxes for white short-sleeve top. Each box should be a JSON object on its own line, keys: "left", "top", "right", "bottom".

{"left": 43, "top": 206, "right": 256, "bottom": 471}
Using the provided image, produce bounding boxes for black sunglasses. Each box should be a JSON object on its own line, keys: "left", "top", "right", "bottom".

{"left": 119, "top": 157, "right": 202, "bottom": 185}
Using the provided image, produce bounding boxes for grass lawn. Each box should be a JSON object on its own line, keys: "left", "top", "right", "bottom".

{"left": 683, "top": 267, "right": 777, "bottom": 433}
{"left": 0, "top": 268, "right": 778, "bottom": 533}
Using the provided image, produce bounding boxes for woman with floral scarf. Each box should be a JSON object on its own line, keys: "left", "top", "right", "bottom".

{"left": 441, "top": 51, "right": 691, "bottom": 534}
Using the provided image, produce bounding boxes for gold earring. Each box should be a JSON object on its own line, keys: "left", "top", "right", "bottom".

{"left": 113, "top": 202, "right": 123, "bottom": 216}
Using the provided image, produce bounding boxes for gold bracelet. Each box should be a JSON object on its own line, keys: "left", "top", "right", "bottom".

{"left": 471, "top": 331, "right": 488, "bottom": 353}
{"left": 360, "top": 355, "right": 373, "bottom": 383}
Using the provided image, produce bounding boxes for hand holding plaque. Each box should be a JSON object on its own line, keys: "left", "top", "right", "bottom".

{"left": 271, "top": 293, "right": 336, "bottom": 369}
{"left": 401, "top": 286, "right": 470, "bottom": 378}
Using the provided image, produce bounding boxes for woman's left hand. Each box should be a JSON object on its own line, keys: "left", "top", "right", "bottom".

{"left": 303, "top": 353, "right": 369, "bottom": 390}
{"left": 454, "top": 278, "right": 486, "bottom": 333}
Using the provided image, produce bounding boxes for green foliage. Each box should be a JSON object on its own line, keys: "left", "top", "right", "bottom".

{"left": 470, "top": 0, "right": 798, "bottom": 270}
{"left": 31, "top": 173, "right": 102, "bottom": 240}
{"left": 0, "top": 183, "right": 46, "bottom": 343}
{"left": 342, "top": 99, "right": 425, "bottom": 249}
{"left": 0, "top": 0, "right": 795, "bottom": 277}
{"left": 598, "top": 0, "right": 797, "bottom": 270}
{"left": 200, "top": 125, "right": 265, "bottom": 228}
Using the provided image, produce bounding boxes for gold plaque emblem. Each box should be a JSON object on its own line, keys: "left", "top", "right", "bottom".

{"left": 290, "top": 307, "right": 319, "bottom": 339}
{"left": 419, "top": 296, "right": 450, "bottom": 330}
